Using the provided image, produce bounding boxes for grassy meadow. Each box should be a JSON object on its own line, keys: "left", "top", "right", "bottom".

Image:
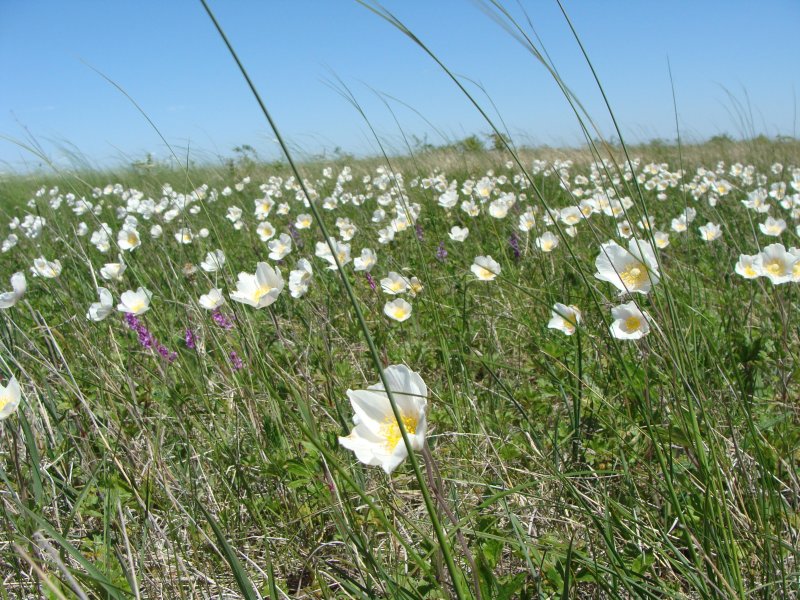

{"left": 0, "top": 134, "right": 799, "bottom": 599}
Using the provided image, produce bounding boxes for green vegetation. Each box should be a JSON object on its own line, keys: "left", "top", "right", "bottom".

{"left": 0, "top": 137, "right": 799, "bottom": 597}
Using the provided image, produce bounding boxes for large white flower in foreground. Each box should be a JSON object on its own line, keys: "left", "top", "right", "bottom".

{"left": 595, "top": 238, "right": 660, "bottom": 295}
{"left": 0, "top": 375, "right": 21, "bottom": 420}
{"left": 0, "top": 272, "right": 26, "bottom": 309}
{"left": 230, "top": 262, "right": 284, "bottom": 308}
{"left": 338, "top": 364, "right": 428, "bottom": 474}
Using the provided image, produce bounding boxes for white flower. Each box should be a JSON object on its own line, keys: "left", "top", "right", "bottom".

{"left": 384, "top": 298, "right": 413, "bottom": 322}
{"left": 200, "top": 250, "right": 226, "bottom": 272}
{"left": 671, "top": 217, "right": 688, "bottom": 233}
{"left": 199, "top": 288, "right": 226, "bottom": 310}
{"left": 100, "top": 256, "right": 126, "bottom": 281}
{"left": 377, "top": 227, "right": 395, "bottom": 244}
{"left": 295, "top": 214, "right": 313, "bottom": 229}
{"left": 0, "top": 272, "right": 26, "bottom": 309}
{"left": 791, "top": 248, "right": 800, "bottom": 282}
{"left": 315, "top": 240, "right": 351, "bottom": 270}
{"left": 268, "top": 233, "right": 293, "bottom": 261}
{"left": 548, "top": 303, "right": 581, "bottom": 336}
{"left": 609, "top": 302, "right": 652, "bottom": 340}
{"left": 735, "top": 254, "right": 760, "bottom": 279}
{"left": 32, "top": 257, "right": 62, "bottom": 278}
{"left": 230, "top": 262, "right": 284, "bottom": 308}
{"left": 0, "top": 375, "right": 21, "bottom": 420}
{"left": 536, "top": 231, "right": 559, "bottom": 252}
{"left": 518, "top": 210, "right": 536, "bottom": 232}
{"left": 338, "top": 364, "right": 428, "bottom": 474}
{"left": 254, "top": 197, "right": 274, "bottom": 220}
{"left": 117, "top": 287, "right": 152, "bottom": 315}
{"left": 150, "top": 224, "right": 163, "bottom": 238}
{"left": 87, "top": 287, "right": 114, "bottom": 321}
{"left": 227, "top": 206, "right": 243, "bottom": 222}
{"left": 256, "top": 221, "right": 275, "bottom": 242}
{"left": 756, "top": 243, "right": 797, "bottom": 285}
{"left": 448, "top": 226, "right": 469, "bottom": 242}
{"left": 118, "top": 227, "right": 141, "bottom": 251}
{"left": 471, "top": 255, "right": 501, "bottom": 281}
{"left": 288, "top": 259, "right": 313, "bottom": 298}
{"left": 488, "top": 198, "right": 511, "bottom": 219}
{"left": 653, "top": 231, "right": 670, "bottom": 249}
{"left": 698, "top": 222, "right": 722, "bottom": 242}
{"left": 594, "top": 239, "right": 660, "bottom": 296}
{"left": 560, "top": 206, "right": 582, "bottom": 226}
{"left": 759, "top": 217, "right": 786, "bottom": 237}
{"left": 175, "top": 228, "right": 194, "bottom": 244}
{"left": 438, "top": 188, "right": 458, "bottom": 209}
{"left": 380, "top": 272, "right": 410, "bottom": 295}
{"left": 616, "top": 220, "right": 633, "bottom": 239}
{"left": 353, "top": 248, "right": 377, "bottom": 272}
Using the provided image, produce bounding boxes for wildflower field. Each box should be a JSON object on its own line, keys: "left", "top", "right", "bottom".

{"left": 1, "top": 135, "right": 800, "bottom": 598}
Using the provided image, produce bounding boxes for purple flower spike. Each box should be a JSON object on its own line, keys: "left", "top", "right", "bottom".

{"left": 365, "top": 271, "right": 377, "bottom": 291}
{"left": 185, "top": 328, "right": 197, "bottom": 350}
{"left": 509, "top": 232, "right": 521, "bottom": 261}
{"left": 212, "top": 309, "right": 235, "bottom": 330}
{"left": 229, "top": 350, "right": 244, "bottom": 371}
{"left": 436, "top": 241, "right": 448, "bottom": 262}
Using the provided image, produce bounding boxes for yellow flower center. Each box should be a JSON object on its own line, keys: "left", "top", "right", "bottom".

{"left": 619, "top": 263, "right": 647, "bottom": 288}
{"left": 541, "top": 241, "right": 554, "bottom": 251}
{"left": 744, "top": 265, "right": 757, "bottom": 277}
{"left": 129, "top": 300, "right": 145, "bottom": 313}
{"left": 624, "top": 316, "right": 641, "bottom": 331}
{"left": 392, "top": 307, "right": 408, "bottom": 320}
{"left": 0, "top": 393, "right": 9, "bottom": 411}
{"left": 381, "top": 414, "right": 418, "bottom": 451}
{"left": 255, "top": 284, "right": 273, "bottom": 299}
{"left": 128, "top": 233, "right": 137, "bottom": 246}
{"left": 475, "top": 267, "right": 493, "bottom": 279}
{"left": 388, "top": 281, "right": 405, "bottom": 292}
{"left": 765, "top": 260, "right": 785, "bottom": 276}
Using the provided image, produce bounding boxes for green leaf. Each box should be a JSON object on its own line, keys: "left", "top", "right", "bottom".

{"left": 198, "top": 504, "right": 262, "bottom": 600}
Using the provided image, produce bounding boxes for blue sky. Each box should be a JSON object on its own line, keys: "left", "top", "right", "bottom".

{"left": 1, "top": 1, "right": 798, "bottom": 170}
